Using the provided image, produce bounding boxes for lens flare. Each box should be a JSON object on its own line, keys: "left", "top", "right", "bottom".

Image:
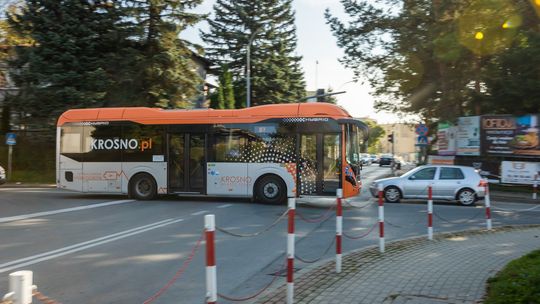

{"left": 458, "top": 0, "right": 521, "bottom": 56}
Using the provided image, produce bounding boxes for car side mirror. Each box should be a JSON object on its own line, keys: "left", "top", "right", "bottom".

{"left": 408, "top": 175, "right": 416, "bottom": 180}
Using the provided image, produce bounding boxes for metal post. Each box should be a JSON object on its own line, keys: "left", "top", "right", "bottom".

{"left": 533, "top": 175, "right": 538, "bottom": 200}
{"left": 205, "top": 215, "right": 217, "bottom": 304}
{"left": 9, "top": 271, "right": 33, "bottom": 304}
{"left": 335, "top": 189, "right": 343, "bottom": 273}
{"left": 378, "top": 184, "right": 385, "bottom": 253}
{"left": 484, "top": 182, "right": 492, "bottom": 230}
{"left": 287, "top": 197, "right": 296, "bottom": 304}
{"left": 8, "top": 145, "right": 13, "bottom": 181}
{"left": 427, "top": 185, "right": 433, "bottom": 240}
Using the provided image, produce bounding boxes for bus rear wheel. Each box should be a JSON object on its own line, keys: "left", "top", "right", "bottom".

{"left": 255, "top": 175, "right": 287, "bottom": 205}
{"left": 129, "top": 173, "right": 157, "bottom": 200}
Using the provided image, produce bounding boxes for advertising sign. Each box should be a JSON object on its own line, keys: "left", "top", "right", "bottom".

{"left": 427, "top": 155, "right": 455, "bottom": 165}
{"left": 437, "top": 122, "right": 456, "bottom": 155}
{"left": 481, "top": 115, "right": 540, "bottom": 156}
{"left": 456, "top": 116, "right": 480, "bottom": 156}
{"left": 513, "top": 115, "right": 540, "bottom": 156}
{"left": 501, "top": 161, "right": 540, "bottom": 184}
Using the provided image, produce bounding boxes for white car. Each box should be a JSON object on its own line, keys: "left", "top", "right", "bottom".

{"left": 369, "top": 165, "right": 486, "bottom": 206}
{"left": 0, "top": 165, "right": 5, "bottom": 185}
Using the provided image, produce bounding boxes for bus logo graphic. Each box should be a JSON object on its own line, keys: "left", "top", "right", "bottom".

{"left": 91, "top": 138, "right": 153, "bottom": 151}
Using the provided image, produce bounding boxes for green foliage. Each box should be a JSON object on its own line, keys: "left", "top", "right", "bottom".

{"left": 8, "top": 0, "right": 123, "bottom": 119}
{"left": 326, "top": 0, "right": 540, "bottom": 121}
{"left": 220, "top": 65, "right": 235, "bottom": 108}
{"left": 365, "top": 120, "right": 385, "bottom": 153}
{"left": 7, "top": 0, "right": 204, "bottom": 122}
{"left": 201, "top": 0, "right": 306, "bottom": 106}
{"left": 129, "top": 0, "right": 204, "bottom": 108}
{"left": 0, "top": 136, "right": 55, "bottom": 183}
{"left": 484, "top": 249, "right": 540, "bottom": 304}
{"left": 210, "top": 86, "right": 225, "bottom": 109}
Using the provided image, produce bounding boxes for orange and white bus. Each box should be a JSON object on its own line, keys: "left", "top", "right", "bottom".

{"left": 57, "top": 103, "right": 368, "bottom": 203}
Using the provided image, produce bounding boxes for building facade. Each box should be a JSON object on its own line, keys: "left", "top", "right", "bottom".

{"left": 380, "top": 123, "right": 416, "bottom": 162}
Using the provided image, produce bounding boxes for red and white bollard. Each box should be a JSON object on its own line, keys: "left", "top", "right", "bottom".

{"left": 287, "top": 197, "right": 296, "bottom": 304}
{"left": 378, "top": 184, "right": 385, "bottom": 253}
{"left": 205, "top": 215, "right": 217, "bottom": 304}
{"left": 427, "top": 185, "right": 433, "bottom": 240}
{"left": 484, "top": 182, "right": 492, "bottom": 230}
{"left": 533, "top": 175, "right": 538, "bottom": 200}
{"left": 336, "top": 189, "right": 343, "bottom": 273}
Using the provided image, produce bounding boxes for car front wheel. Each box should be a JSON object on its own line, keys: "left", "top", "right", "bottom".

{"left": 457, "top": 188, "right": 476, "bottom": 206}
{"left": 384, "top": 186, "right": 401, "bottom": 203}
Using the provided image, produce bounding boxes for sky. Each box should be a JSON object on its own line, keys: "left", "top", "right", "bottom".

{"left": 181, "top": 0, "right": 403, "bottom": 124}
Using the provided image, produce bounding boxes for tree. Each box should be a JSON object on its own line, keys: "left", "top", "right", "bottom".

{"left": 8, "top": 0, "right": 205, "bottom": 122}
{"left": 220, "top": 65, "right": 235, "bottom": 108}
{"left": 365, "top": 120, "right": 385, "bottom": 154}
{"left": 1, "top": 2, "right": 33, "bottom": 134}
{"left": 209, "top": 64, "right": 235, "bottom": 109}
{"left": 481, "top": 1, "right": 540, "bottom": 115}
{"left": 127, "top": 0, "right": 204, "bottom": 108}
{"left": 201, "top": 0, "right": 306, "bottom": 106}
{"left": 325, "top": 0, "right": 537, "bottom": 122}
{"left": 7, "top": 0, "right": 125, "bottom": 120}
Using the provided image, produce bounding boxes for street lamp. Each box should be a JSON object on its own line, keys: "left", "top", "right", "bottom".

{"left": 246, "top": 28, "right": 260, "bottom": 108}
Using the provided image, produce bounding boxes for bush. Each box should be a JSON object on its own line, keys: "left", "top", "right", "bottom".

{"left": 484, "top": 249, "right": 540, "bottom": 304}
{"left": 0, "top": 134, "right": 55, "bottom": 183}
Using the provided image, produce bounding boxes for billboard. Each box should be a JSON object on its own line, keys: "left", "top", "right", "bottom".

{"left": 437, "top": 122, "right": 456, "bottom": 155}
{"left": 456, "top": 116, "right": 480, "bottom": 156}
{"left": 481, "top": 115, "right": 540, "bottom": 156}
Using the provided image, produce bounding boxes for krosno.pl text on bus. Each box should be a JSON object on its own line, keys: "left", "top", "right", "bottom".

{"left": 56, "top": 103, "right": 368, "bottom": 204}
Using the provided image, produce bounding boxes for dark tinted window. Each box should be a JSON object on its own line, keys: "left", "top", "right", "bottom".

{"left": 211, "top": 123, "right": 296, "bottom": 163}
{"left": 122, "top": 125, "right": 165, "bottom": 162}
{"left": 439, "top": 167, "right": 465, "bottom": 180}
{"left": 410, "top": 167, "right": 436, "bottom": 180}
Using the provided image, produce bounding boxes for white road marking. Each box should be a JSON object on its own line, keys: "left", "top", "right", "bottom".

{"left": 217, "top": 204, "right": 232, "bottom": 208}
{"left": 0, "top": 200, "right": 135, "bottom": 223}
{"left": 0, "top": 190, "right": 60, "bottom": 193}
{"left": 191, "top": 210, "right": 209, "bottom": 216}
{"left": 0, "top": 188, "right": 56, "bottom": 191}
{"left": 0, "top": 218, "right": 184, "bottom": 274}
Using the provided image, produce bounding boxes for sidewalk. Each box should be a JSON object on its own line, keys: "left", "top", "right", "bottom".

{"left": 257, "top": 225, "right": 540, "bottom": 304}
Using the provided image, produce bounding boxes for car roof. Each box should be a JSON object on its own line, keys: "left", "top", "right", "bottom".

{"left": 417, "top": 165, "right": 476, "bottom": 170}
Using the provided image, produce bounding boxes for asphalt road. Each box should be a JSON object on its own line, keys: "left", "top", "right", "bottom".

{"left": 1, "top": 165, "right": 539, "bottom": 304}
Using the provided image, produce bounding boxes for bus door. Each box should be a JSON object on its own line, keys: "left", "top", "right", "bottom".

{"left": 168, "top": 133, "right": 206, "bottom": 194}
{"left": 298, "top": 133, "right": 340, "bottom": 195}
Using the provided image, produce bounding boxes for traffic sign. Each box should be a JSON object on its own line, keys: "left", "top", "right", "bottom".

{"left": 5, "top": 133, "right": 16, "bottom": 146}
{"left": 415, "top": 135, "right": 429, "bottom": 146}
{"left": 415, "top": 124, "right": 428, "bottom": 136}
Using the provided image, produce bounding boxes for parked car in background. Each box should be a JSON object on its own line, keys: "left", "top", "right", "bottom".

{"left": 369, "top": 154, "right": 379, "bottom": 164}
{"left": 369, "top": 165, "right": 486, "bottom": 206}
{"left": 379, "top": 154, "right": 394, "bottom": 166}
{"left": 0, "top": 165, "right": 6, "bottom": 185}
{"left": 360, "top": 153, "right": 372, "bottom": 166}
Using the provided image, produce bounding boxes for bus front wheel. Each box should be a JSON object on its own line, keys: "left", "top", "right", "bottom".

{"left": 254, "top": 175, "right": 287, "bottom": 205}
{"left": 129, "top": 173, "right": 157, "bottom": 200}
